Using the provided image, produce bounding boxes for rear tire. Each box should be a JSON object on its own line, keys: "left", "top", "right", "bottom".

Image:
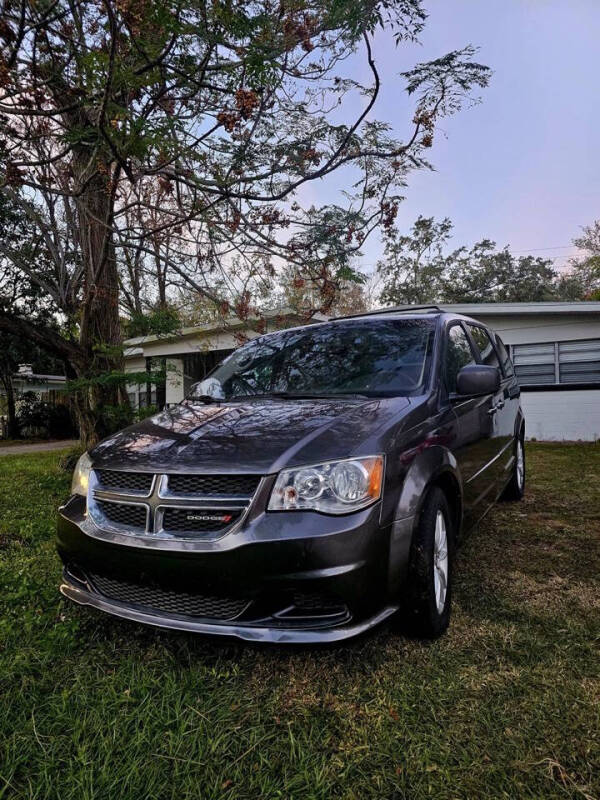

{"left": 400, "top": 487, "right": 454, "bottom": 639}
{"left": 501, "top": 435, "right": 525, "bottom": 501}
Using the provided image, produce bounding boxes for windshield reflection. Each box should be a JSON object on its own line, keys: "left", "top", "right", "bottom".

{"left": 189, "top": 319, "right": 436, "bottom": 401}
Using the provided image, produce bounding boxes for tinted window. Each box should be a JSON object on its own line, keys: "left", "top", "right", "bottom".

{"left": 189, "top": 319, "right": 436, "bottom": 400}
{"left": 445, "top": 325, "right": 476, "bottom": 393}
{"left": 494, "top": 334, "right": 514, "bottom": 377}
{"left": 468, "top": 325, "right": 501, "bottom": 369}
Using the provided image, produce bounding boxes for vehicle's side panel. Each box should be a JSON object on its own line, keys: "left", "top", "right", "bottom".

{"left": 464, "top": 323, "right": 515, "bottom": 496}
{"left": 443, "top": 321, "right": 498, "bottom": 528}
{"left": 494, "top": 332, "right": 523, "bottom": 492}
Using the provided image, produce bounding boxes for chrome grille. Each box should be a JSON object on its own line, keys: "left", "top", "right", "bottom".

{"left": 88, "top": 572, "right": 250, "bottom": 619}
{"left": 165, "top": 474, "right": 260, "bottom": 498}
{"left": 95, "top": 500, "right": 147, "bottom": 530}
{"left": 89, "top": 469, "right": 260, "bottom": 540}
{"left": 95, "top": 470, "right": 153, "bottom": 495}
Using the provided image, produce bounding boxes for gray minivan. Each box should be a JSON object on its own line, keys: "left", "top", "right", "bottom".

{"left": 58, "top": 307, "right": 525, "bottom": 642}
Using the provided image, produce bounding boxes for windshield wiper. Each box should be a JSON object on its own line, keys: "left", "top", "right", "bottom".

{"left": 191, "top": 391, "right": 372, "bottom": 402}
{"left": 260, "top": 391, "right": 370, "bottom": 400}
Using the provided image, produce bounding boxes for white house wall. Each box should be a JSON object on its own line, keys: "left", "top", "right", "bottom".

{"left": 124, "top": 356, "right": 146, "bottom": 374}
{"left": 471, "top": 313, "right": 600, "bottom": 346}
{"left": 521, "top": 390, "right": 600, "bottom": 442}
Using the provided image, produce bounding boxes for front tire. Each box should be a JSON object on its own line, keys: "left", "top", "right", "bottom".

{"left": 401, "top": 487, "right": 453, "bottom": 639}
{"left": 501, "top": 435, "right": 525, "bottom": 501}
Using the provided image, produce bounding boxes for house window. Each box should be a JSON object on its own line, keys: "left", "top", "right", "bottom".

{"left": 558, "top": 340, "right": 600, "bottom": 384}
{"left": 511, "top": 339, "right": 600, "bottom": 387}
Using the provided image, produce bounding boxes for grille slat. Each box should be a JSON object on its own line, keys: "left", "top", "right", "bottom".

{"left": 161, "top": 507, "right": 242, "bottom": 535}
{"left": 95, "top": 500, "right": 147, "bottom": 530}
{"left": 166, "top": 474, "right": 260, "bottom": 498}
{"left": 88, "top": 572, "right": 250, "bottom": 619}
{"left": 95, "top": 470, "right": 153, "bottom": 494}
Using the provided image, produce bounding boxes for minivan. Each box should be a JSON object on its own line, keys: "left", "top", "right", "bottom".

{"left": 58, "top": 307, "right": 525, "bottom": 642}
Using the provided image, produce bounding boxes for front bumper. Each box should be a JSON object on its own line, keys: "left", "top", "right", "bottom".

{"left": 59, "top": 577, "right": 399, "bottom": 643}
{"left": 57, "top": 495, "right": 413, "bottom": 643}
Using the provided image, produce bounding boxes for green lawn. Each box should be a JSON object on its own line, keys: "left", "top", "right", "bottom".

{"left": 0, "top": 444, "right": 599, "bottom": 800}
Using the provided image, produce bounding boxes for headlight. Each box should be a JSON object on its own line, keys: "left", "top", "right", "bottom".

{"left": 71, "top": 452, "right": 92, "bottom": 497}
{"left": 268, "top": 456, "right": 384, "bottom": 514}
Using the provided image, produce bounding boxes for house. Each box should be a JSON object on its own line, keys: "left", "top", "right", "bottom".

{"left": 123, "top": 302, "right": 600, "bottom": 442}
{"left": 10, "top": 364, "right": 67, "bottom": 401}
{"left": 0, "top": 365, "right": 69, "bottom": 438}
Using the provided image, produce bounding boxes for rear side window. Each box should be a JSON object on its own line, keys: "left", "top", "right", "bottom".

{"left": 468, "top": 325, "right": 502, "bottom": 370}
{"left": 494, "top": 334, "right": 515, "bottom": 377}
{"left": 445, "top": 324, "right": 476, "bottom": 393}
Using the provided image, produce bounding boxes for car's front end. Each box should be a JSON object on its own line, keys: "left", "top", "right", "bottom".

{"left": 57, "top": 448, "right": 402, "bottom": 643}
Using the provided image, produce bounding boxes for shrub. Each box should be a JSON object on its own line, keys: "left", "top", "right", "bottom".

{"left": 15, "top": 392, "right": 77, "bottom": 439}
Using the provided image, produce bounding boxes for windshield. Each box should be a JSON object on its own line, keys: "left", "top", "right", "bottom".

{"left": 188, "top": 318, "right": 436, "bottom": 401}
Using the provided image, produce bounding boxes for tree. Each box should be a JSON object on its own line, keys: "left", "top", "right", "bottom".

{"left": 377, "top": 216, "right": 559, "bottom": 304}
{"left": 556, "top": 221, "right": 600, "bottom": 300}
{"left": 377, "top": 216, "right": 453, "bottom": 304}
{"left": 0, "top": 0, "right": 490, "bottom": 446}
{"left": 441, "top": 243, "right": 558, "bottom": 302}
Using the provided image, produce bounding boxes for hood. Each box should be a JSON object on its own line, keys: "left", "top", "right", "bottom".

{"left": 90, "top": 396, "right": 412, "bottom": 474}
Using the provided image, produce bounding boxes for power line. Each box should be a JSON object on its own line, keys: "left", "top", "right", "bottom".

{"left": 509, "top": 245, "right": 577, "bottom": 254}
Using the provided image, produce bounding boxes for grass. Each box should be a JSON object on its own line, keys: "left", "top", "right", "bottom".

{"left": 0, "top": 443, "right": 599, "bottom": 800}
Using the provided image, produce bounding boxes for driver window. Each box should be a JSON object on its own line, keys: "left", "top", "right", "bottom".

{"left": 445, "top": 325, "right": 476, "bottom": 393}
{"left": 468, "top": 325, "right": 502, "bottom": 370}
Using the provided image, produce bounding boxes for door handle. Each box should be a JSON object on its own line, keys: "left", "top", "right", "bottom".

{"left": 488, "top": 398, "right": 505, "bottom": 415}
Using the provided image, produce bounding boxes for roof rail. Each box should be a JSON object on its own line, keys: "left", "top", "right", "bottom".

{"left": 333, "top": 304, "right": 443, "bottom": 320}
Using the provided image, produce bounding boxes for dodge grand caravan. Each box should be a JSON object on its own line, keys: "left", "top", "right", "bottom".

{"left": 57, "top": 307, "right": 525, "bottom": 642}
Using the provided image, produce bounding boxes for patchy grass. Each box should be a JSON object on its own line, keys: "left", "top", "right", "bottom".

{"left": 0, "top": 444, "right": 598, "bottom": 800}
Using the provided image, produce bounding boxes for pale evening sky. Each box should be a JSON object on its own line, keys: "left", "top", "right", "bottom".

{"left": 306, "top": 0, "right": 600, "bottom": 275}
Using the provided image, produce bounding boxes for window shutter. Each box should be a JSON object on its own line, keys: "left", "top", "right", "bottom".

{"left": 512, "top": 343, "right": 556, "bottom": 385}
{"left": 558, "top": 340, "right": 600, "bottom": 384}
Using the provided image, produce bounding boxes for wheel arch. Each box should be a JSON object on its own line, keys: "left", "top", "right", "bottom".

{"left": 387, "top": 446, "right": 463, "bottom": 598}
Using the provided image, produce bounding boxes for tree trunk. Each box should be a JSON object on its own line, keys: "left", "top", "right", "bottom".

{"left": 1, "top": 374, "right": 19, "bottom": 439}
{"left": 73, "top": 163, "right": 126, "bottom": 450}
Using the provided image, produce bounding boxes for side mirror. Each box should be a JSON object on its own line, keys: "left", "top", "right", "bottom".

{"left": 456, "top": 364, "right": 500, "bottom": 396}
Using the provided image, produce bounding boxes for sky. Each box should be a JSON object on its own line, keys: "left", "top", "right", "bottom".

{"left": 309, "top": 0, "right": 600, "bottom": 275}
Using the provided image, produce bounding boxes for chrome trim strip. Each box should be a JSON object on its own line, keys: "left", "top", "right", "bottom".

{"left": 465, "top": 437, "right": 515, "bottom": 484}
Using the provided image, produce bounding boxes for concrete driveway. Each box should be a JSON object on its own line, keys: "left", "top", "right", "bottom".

{"left": 0, "top": 439, "right": 78, "bottom": 456}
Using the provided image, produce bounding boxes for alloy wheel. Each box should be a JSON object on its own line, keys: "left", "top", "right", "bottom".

{"left": 433, "top": 509, "right": 449, "bottom": 614}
